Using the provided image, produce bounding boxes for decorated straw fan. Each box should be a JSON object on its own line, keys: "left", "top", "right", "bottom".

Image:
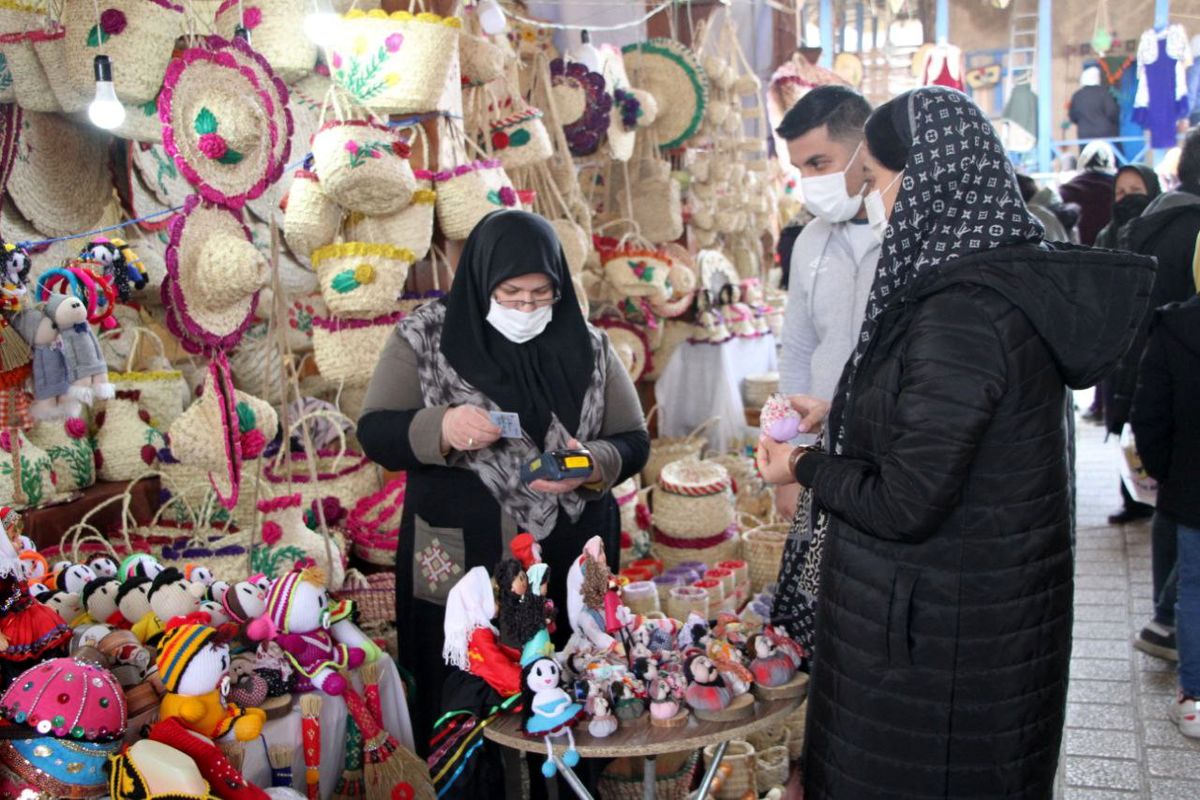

{"left": 167, "top": 352, "right": 242, "bottom": 509}
{"left": 621, "top": 38, "right": 708, "bottom": 151}
{"left": 549, "top": 58, "right": 612, "bottom": 158}
{"left": 160, "top": 196, "right": 269, "bottom": 355}
{"left": 158, "top": 35, "right": 293, "bottom": 210}
{"left": 7, "top": 111, "right": 113, "bottom": 238}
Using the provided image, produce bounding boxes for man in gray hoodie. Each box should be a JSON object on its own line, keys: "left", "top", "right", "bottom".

{"left": 775, "top": 86, "right": 876, "bottom": 516}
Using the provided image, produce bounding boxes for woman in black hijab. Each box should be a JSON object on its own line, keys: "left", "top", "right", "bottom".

{"left": 758, "top": 88, "right": 1155, "bottom": 798}
{"left": 358, "top": 210, "right": 648, "bottom": 753}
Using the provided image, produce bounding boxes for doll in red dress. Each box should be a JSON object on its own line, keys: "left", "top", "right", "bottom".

{"left": 0, "top": 509, "right": 71, "bottom": 689}
{"left": 443, "top": 566, "right": 521, "bottom": 697}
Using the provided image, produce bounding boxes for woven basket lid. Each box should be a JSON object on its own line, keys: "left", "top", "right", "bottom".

{"left": 621, "top": 38, "right": 708, "bottom": 150}
{"left": 7, "top": 111, "right": 112, "bottom": 238}
{"left": 166, "top": 351, "right": 241, "bottom": 508}
{"left": 162, "top": 195, "right": 266, "bottom": 353}
{"left": 658, "top": 459, "right": 730, "bottom": 496}
{"left": 159, "top": 36, "right": 292, "bottom": 210}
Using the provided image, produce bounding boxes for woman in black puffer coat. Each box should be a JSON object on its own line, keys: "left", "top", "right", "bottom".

{"left": 758, "top": 88, "right": 1155, "bottom": 799}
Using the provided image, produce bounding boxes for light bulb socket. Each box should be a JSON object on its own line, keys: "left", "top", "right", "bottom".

{"left": 92, "top": 54, "right": 112, "bottom": 83}
{"left": 581, "top": 29, "right": 592, "bottom": 45}
{"left": 235, "top": 25, "right": 251, "bottom": 44}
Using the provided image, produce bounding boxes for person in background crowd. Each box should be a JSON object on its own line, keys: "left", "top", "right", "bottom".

{"left": 357, "top": 210, "right": 649, "bottom": 751}
{"left": 1084, "top": 164, "right": 1165, "bottom": 425}
{"left": 775, "top": 207, "right": 811, "bottom": 292}
{"left": 1131, "top": 293, "right": 1200, "bottom": 738}
{"left": 1016, "top": 173, "right": 1080, "bottom": 243}
{"left": 1069, "top": 64, "right": 1120, "bottom": 143}
{"left": 1059, "top": 140, "right": 1118, "bottom": 246}
{"left": 758, "top": 87, "right": 1154, "bottom": 799}
{"left": 774, "top": 85, "right": 876, "bottom": 526}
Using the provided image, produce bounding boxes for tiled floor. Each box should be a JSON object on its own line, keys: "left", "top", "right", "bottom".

{"left": 1063, "top": 403, "right": 1200, "bottom": 799}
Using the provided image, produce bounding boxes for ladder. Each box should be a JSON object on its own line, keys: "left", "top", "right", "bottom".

{"left": 1003, "top": 0, "right": 1038, "bottom": 101}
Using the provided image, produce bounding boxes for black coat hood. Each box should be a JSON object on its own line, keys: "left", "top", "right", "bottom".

{"left": 906, "top": 242, "right": 1156, "bottom": 389}
{"left": 1126, "top": 188, "right": 1200, "bottom": 251}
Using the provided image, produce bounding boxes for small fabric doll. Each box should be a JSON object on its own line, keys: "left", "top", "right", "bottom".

{"left": 115, "top": 575, "right": 156, "bottom": 639}
{"left": 746, "top": 633, "right": 797, "bottom": 687}
{"left": 519, "top": 629, "right": 584, "bottom": 777}
{"left": 149, "top": 567, "right": 210, "bottom": 629}
{"left": 11, "top": 301, "right": 75, "bottom": 420}
{"left": 682, "top": 654, "right": 732, "bottom": 713}
{"left": 566, "top": 536, "right": 627, "bottom": 654}
{"left": 156, "top": 622, "right": 266, "bottom": 742}
{"left": 442, "top": 566, "right": 521, "bottom": 697}
{"left": 648, "top": 676, "right": 683, "bottom": 721}
{"left": 0, "top": 241, "right": 32, "bottom": 313}
{"left": 57, "top": 562, "right": 96, "bottom": 595}
{"left": 119, "top": 553, "right": 165, "bottom": 583}
{"left": 45, "top": 293, "right": 114, "bottom": 404}
{"left": 0, "top": 515, "right": 71, "bottom": 687}
{"left": 184, "top": 564, "right": 215, "bottom": 586}
{"left": 497, "top": 557, "right": 545, "bottom": 650}
{"left": 765, "top": 624, "right": 807, "bottom": 670}
{"left": 87, "top": 555, "right": 118, "bottom": 578}
{"left": 41, "top": 590, "right": 86, "bottom": 628}
{"left": 81, "top": 576, "right": 124, "bottom": 627}
{"left": 706, "top": 637, "right": 754, "bottom": 697}
{"left": 246, "top": 567, "right": 369, "bottom": 696}
{"left": 586, "top": 691, "right": 618, "bottom": 738}
{"left": 527, "top": 562, "right": 556, "bottom": 634}
{"left": 510, "top": 532, "right": 542, "bottom": 570}
{"left": 78, "top": 237, "right": 147, "bottom": 302}
{"left": 760, "top": 393, "right": 802, "bottom": 442}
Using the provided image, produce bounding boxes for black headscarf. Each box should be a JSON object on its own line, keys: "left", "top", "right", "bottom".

{"left": 440, "top": 210, "right": 593, "bottom": 446}
{"left": 1110, "top": 164, "right": 1162, "bottom": 227}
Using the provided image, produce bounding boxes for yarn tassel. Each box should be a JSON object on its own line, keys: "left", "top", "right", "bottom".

{"left": 361, "top": 659, "right": 383, "bottom": 723}
{"left": 332, "top": 716, "right": 366, "bottom": 800}
{"left": 342, "top": 685, "right": 434, "bottom": 799}
{"left": 300, "top": 693, "right": 323, "bottom": 800}
{"left": 268, "top": 744, "right": 295, "bottom": 788}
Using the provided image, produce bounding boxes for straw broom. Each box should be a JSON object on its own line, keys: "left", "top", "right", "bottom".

{"left": 300, "top": 693, "right": 323, "bottom": 800}
{"left": 218, "top": 740, "right": 245, "bottom": 772}
{"left": 332, "top": 715, "right": 366, "bottom": 800}
{"left": 342, "top": 684, "right": 436, "bottom": 800}
{"left": 268, "top": 743, "right": 295, "bottom": 789}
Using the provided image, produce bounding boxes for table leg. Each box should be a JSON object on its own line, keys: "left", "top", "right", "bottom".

{"left": 692, "top": 740, "right": 729, "bottom": 800}
{"left": 553, "top": 755, "right": 596, "bottom": 800}
{"left": 643, "top": 755, "right": 656, "bottom": 800}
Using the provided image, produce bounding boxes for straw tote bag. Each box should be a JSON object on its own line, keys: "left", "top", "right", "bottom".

{"left": 342, "top": 123, "right": 436, "bottom": 260}
{"left": 312, "top": 309, "right": 404, "bottom": 384}
{"left": 435, "top": 117, "right": 520, "bottom": 240}
{"left": 262, "top": 409, "right": 382, "bottom": 511}
{"left": 26, "top": 416, "right": 95, "bottom": 494}
{"left": 283, "top": 169, "right": 343, "bottom": 262}
{"left": 103, "top": 327, "right": 188, "bottom": 430}
{"left": 60, "top": 0, "right": 183, "bottom": 106}
{"left": 311, "top": 92, "right": 416, "bottom": 216}
{"left": 93, "top": 390, "right": 168, "bottom": 482}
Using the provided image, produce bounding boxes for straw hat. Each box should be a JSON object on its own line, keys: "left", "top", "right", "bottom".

{"left": 159, "top": 36, "right": 293, "bottom": 210}
{"left": 213, "top": 0, "right": 317, "bottom": 85}
{"left": 167, "top": 352, "right": 241, "bottom": 509}
{"left": 7, "top": 111, "right": 112, "bottom": 238}
{"left": 161, "top": 195, "right": 268, "bottom": 354}
{"left": 596, "top": 318, "right": 650, "bottom": 384}
{"left": 621, "top": 38, "right": 708, "bottom": 150}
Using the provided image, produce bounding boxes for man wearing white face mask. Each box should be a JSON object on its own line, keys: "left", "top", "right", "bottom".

{"left": 775, "top": 86, "right": 878, "bottom": 517}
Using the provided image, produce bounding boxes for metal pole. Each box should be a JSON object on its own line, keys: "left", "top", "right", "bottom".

{"left": 935, "top": 0, "right": 948, "bottom": 43}
{"left": 1036, "top": 0, "right": 1053, "bottom": 173}
{"left": 855, "top": 2, "right": 864, "bottom": 52}
{"left": 1155, "top": 0, "right": 1171, "bottom": 29}
{"left": 643, "top": 756, "right": 656, "bottom": 800}
{"left": 819, "top": 0, "right": 833, "bottom": 67}
{"left": 553, "top": 756, "right": 597, "bottom": 800}
{"left": 694, "top": 740, "right": 729, "bottom": 800}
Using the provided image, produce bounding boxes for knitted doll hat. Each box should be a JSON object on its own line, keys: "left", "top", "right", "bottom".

{"left": 156, "top": 623, "right": 218, "bottom": 693}
{"left": 247, "top": 566, "right": 314, "bottom": 640}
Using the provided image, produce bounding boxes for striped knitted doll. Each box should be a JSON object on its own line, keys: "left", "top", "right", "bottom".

{"left": 156, "top": 622, "right": 266, "bottom": 741}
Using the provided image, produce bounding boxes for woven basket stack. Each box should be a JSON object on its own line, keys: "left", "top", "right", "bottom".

{"left": 651, "top": 458, "right": 740, "bottom": 578}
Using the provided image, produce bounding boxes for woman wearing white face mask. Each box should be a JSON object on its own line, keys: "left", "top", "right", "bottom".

{"left": 758, "top": 88, "right": 1156, "bottom": 798}
{"left": 357, "top": 210, "right": 648, "bottom": 751}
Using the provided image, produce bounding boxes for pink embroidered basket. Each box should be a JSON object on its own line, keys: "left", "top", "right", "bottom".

{"left": 311, "top": 119, "right": 415, "bottom": 216}
{"left": 347, "top": 477, "right": 405, "bottom": 566}
{"left": 434, "top": 159, "right": 519, "bottom": 240}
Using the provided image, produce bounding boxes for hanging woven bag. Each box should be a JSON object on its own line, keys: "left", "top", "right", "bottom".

{"left": 93, "top": 390, "right": 167, "bottom": 482}
{"left": 61, "top": 0, "right": 184, "bottom": 106}
{"left": 311, "top": 309, "right": 405, "bottom": 384}
{"left": 1, "top": 428, "right": 56, "bottom": 505}
{"left": 0, "top": 24, "right": 62, "bottom": 113}
{"left": 214, "top": 0, "right": 317, "bottom": 84}
{"left": 313, "top": 241, "right": 415, "bottom": 316}
{"left": 283, "top": 169, "right": 343, "bottom": 262}
{"left": 311, "top": 96, "right": 416, "bottom": 215}
{"left": 342, "top": 124, "right": 436, "bottom": 260}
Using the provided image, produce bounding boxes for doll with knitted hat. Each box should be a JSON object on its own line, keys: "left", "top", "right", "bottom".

{"left": 157, "top": 622, "right": 266, "bottom": 741}
{"left": 246, "top": 566, "right": 372, "bottom": 696}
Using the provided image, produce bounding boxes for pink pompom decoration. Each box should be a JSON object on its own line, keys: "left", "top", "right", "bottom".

{"left": 0, "top": 430, "right": 10, "bottom": 453}
{"left": 241, "top": 429, "right": 267, "bottom": 459}
{"left": 498, "top": 186, "right": 517, "bottom": 207}
{"left": 760, "top": 393, "right": 801, "bottom": 442}
{"left": 65, "top": 418, "right": 87, "bottom": 439}
{"left": 243, "top": 6, "right": 263, "bottom": 29}
{"left": 99, "top": 9, "right": 127, "bottom": 35}
{"left": 261, "top": 520, "right": 283, "bottom": 546}
{"left": 198, "top": 132, "right": 228, "bottom": 160}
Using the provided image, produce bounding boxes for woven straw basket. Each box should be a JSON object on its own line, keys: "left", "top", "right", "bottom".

{"left": 26, "top": 418, "right": 94, "bottom": 495}
{"left": 459, "top": 29, "right": 506, "bottom": 87}
{"left": 94, "top": 394, "right": 168, "bottom": 483}
{"left": 489, "top": 107, "right": 553, "bottom": 171}
{"left": 756, "top": 745, "right": 790, "bottom": 791}
{"left": 329, "top": 9, "right": 461, "bottom": 114}
{"left": 347, "top": 477, "right": 404, "bottom": 567}
{"left": 314, "top": 241, "right": 414, "bottom": 316}
{"left": 435, "top": 158, "right": 519, "bottom": 240}
{"left": 746, "top": 722, "right": 789, "bottom": 754}
{"left": 312, "top": 119, "right": 415, "bottom": 216}
{"left": 262, "top": 413, "right": 382, "bottom": 512}
{"left": 312, "top": 310, "right": 403, "bottom": 383}
{"left": 642, "top": 408, "right": 717, "bottom": 485}
{"left": 343, "top": 173, "right": 436, "bottom": 260}
{"left": 61, "top": 0, "right": 183, "bottom": 107}
{"left": 653, "top": 459, "right": 734, "bottom": 539}
{"left": 337, "top": 568, "right": 396, "bottom": 624}
{"left": 704, "top": 740, "right": 756, "bottom": 800}
{"left": 214, "top": 0, "right": 317, "bottom": 84}
{"left": 743, "top": 522, "right": 788, "bottom": 594}
{"left": 653, "top": 526, "right": 740, "bottom": 573}
{"left": 283, "top": 170, "right": 342, "bottom": 261}
{"left": 743, "top": 372, "right": 779, "bottom": 410}
{"left": 597, "top": 751, "right": 698, "bottom": 800}
{"left": 600, "top": 244, "right": 672, "bottom": 301}
{"left": 0, "top": 430, "right": 54, "bottom": 507}
{"left": 0, "top": 25, "right": 61, "bottom": 113}
{"left": 104, "top": 327, "right": 187, "bottom": 430}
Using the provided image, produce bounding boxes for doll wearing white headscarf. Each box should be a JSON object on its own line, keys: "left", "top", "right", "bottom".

{"left": 442, "top": 566, "right": 522, "bottom": 697}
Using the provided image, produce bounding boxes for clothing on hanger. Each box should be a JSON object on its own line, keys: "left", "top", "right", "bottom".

{"left": 1134, "top": 24, "right": 1192, "bottom": 148}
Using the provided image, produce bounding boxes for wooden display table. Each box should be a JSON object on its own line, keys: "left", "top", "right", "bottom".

{"left": 485, "top": 690, "right": 805, "bottom": 799}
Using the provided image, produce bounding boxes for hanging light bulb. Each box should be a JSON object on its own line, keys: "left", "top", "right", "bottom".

{"left": 87, "top": 55, "right": 125, "bottom": 130}
{"left": 303, "top": 0, "right": 341, "bottom": 47}
{"left": 475, "top": 0, "right": 507, "bottom": 35}
{"left": 572, "top": 29, "right": 601, "bottom": 73}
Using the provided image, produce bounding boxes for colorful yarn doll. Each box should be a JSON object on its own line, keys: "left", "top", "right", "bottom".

{"left": 115, "top": 576, "right": 156, "bottom": 640}
{"left": 648, "top": 676, "right": 683, "bottom": 721}
{"left": 746, "top": 633, "right": 798, "bottom": 687}
{"left": 148, "top": 567, "right": 210, "bottom": 628}
{"left": 87, "top": 555, "right": 118, "bottom": 578}
{"left": 760, "top": 393, "right": 802, "bottom": 442}
{"left": 118, "top": 553, "right": 165, "bottom": 582}
{"left": 519, "top": 629, "right": 584, "bottom": 777}
{"left": 765, "top": 624, "right": 807, "bottom": 670}
{"left": 682, "top": 654, "right": 732, "bottom": 713}
{"left": 442, "top": 566, "right": 522, "bottom": 697}
{"left": 41, "top": 590, "right": 86, "bottom": 628}
{"left": 57, "top": 562, "right": 96, "bottom": 595}
{"left": 0, "top": 512, "right": 71, "bottom": 688}
{"left": 246, "top": 567, "right": 369, "bottom": 696}
{"left": 81, "top": 577, "right": 124, "bottom": 628}
{"left": 565, "top": 536, "right": 628, "bottom": 654}
{"left": 527, "top": 562, "right": 557, "bottom": 635}
{"left": 78, "top": 237, "right": 147, "bottom": 302}
{"left": 156, "top": 622, "right": 266, "bottom": 742}
{"left": 0, "top": 241, "right": 31, "bottom": 313}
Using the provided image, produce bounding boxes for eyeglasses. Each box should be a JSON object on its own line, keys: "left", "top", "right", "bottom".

{"left": 493, "top": 287, "right": 560, "bottom": 309}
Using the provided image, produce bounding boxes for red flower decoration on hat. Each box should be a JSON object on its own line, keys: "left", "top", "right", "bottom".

{"left": 261, "top": 521, "right": 282, "bottom": 546}
{"left": 64, "top": 418, "right": 87, "bottom": 439}
{"left": 243, "top": 6, "right": 263, "bottom": 29}
{"left": 100, "top": 9, "right": 127, "bottom": 36}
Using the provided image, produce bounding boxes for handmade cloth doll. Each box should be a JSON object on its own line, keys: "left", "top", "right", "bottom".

{"left": 119, "top": 553, "right": 165, "bottom": 582}
{"left": 45, "top": 293, "right": 113, "bottom": 404}
{"left": 566, "top": 536, "right": 629, "bottom": 654}
{"left": 222, "top": 579, "right": 267, "bottom": 625}
{"left": 682, "top": 654, "right": 732, "bottom": 713}
{"left": 746, "top": 634, "right": 797, "bottom": 687}
{"left": 0, "top": 515, "right": 71, "bottom": 687}
{"left": 519, "top": 629, "right": 584, "bottom": 777}
{"left": 78, "top": 237, "right": 147, "bottom": 302}
{"left": 586, "top": 691, "right": 618, "bottom": 738}
{"left": 0, "top": 241, "right": 31, "bottom": 313}
{"left": 115, "top": 576, "right": 157, "bottom": 640}
{"left": 81, "top": 577, "right": 124, "bottom": 628}
{"left": 510, "top": 532, "right": 542, "bottom": 570}
{"left": 765, "top": 624, "right": 806, "bottom": 670}
{"left": 149, "top": 567, "right": 210, "bottom": 629}
{"left": 87, "top": 555, "right": 118, "bottom": 578}
{"left": 706, "top": 637, "right": 753, "bottom": 696}
{"left": 185, "top": 564, "right": 215, "bottom": 586}
{"left": 527, "top": 562, "right": 557, "bottom": 635}
{"left": 11, "top": 303, "right": 74, "bottom": 420}
{"left": 41, "top": 590, "right": 86, "bottom": 628}
{"left": 442, "top": 566, "right": 521, "bottom": 697}
{"left": 156, "top": 622, "right": 266, "bottom": 741}
{"left": 246, "top": 567, "right": 370, "bottom": 696}
{"left": 496, "top": 557, "right": 544, "bottom": 650}
{"left": 648, "top": 676, "right": 683, "bottom": 721}
{"left": 57, "top": 562, "right": 96, "bottom": 595}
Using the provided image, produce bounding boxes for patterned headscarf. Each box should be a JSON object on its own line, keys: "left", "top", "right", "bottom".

{"left": 834, "top": 86, "right": 1044, "bottom": 451}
